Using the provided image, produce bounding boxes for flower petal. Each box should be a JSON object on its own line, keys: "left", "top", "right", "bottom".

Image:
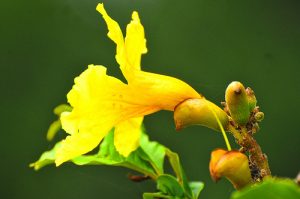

{"left": 96, "top": 3, "right": 125, "bottom": 67}
{"left": 56, "top": 65, "right": 159, "bottom": 165}
{"left": 114, "top": 117, "right": 143, "bottom": 157}
{"left": 124, "top": 11, "right": 147, "bottom": 71}
{"left": 56, "top": 5, "right": 203, "bottom": 165}
{"left": 55, "top": 124, "right": 106, "bottom": 166}
{"left": 129, "top": 71, "right": 202, "bottom": 111}
{"left": 97, "top": 4, "right": 201, "bottom": 109}
{"left": 97, "top": 4, "right": 147, "bottom": 80}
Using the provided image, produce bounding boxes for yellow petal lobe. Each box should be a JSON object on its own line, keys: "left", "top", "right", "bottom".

{"left": 97, "top": 4, "right": 147, "bottom": 80}
{"left": 96, "top": 3, "right": 125, "bottom": 66}
{"left": 124, "top": 11, "right": 147, "bottom": 71}
{"left": 114, "top": 117, "right": 143, "bottom": 157}
{"left": 55, "top": 124, "right": 106, "bottom": 166}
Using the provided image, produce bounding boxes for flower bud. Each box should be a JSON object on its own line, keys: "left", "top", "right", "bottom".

{"left": 53, "top": 104, "right": 72, "bottom": 116}
{"left": 225, "top": 81, "right": 250, "bottom": 125}
{"left": 209, "top": 149, "right": 252, "bottom": 190}
{"left": 174, "top": 98, "right": 229, "bottom": 132}
{"left": 246, "top": 87, "right": 257, "bottom": 112}
{"left": 254, "top": 112, "right": 264, "bottom": 122}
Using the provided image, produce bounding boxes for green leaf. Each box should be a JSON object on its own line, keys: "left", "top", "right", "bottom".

{"left": 166, "top": 149, "right": 193, "bottom": 198}
{"left": 138, "top": 130, "right": 166, "bottom": 174}
{"left": 126, "top": 151, "right": 157, "bottom": 177}
{"left": 230, "top": 178, "right": 300, "bottom": 199}
{"left": 143, "top": 192, "right": 171, "bottom": 199}
{"left": 32, "top": 130, "right": 158, "bottom": 179}
{"left": 189, "top": 182, "right": 204, "bottom": 199}
{"left": 35, "top": 120, "right": 166, "bottom": 179}
{"left": 97, "top": 129, "right": 127, "bottom": 162}
{"left": 32, "top": 125, "right": 205, "bottom": 199}
{"left": 165, "top": 149, "right": 182, "bottom": 182}
{"left": 72, "top": 154, "right": 121, "bottom": 166}
{"left": 74, "top": 130, "right": 158, "bottom": 179}
{"left": 157, "top": 174, "right": 185, "bottom": 198}
{"left": 30, "top": 142, "right": 61, "bottom": 170}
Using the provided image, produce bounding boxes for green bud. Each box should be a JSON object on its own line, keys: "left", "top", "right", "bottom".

{"left": 46, "top": 119, "right": 61, "bottom": 141}
{"left": 246, "top": 87, "right": 257, "bottom": 112}
{"left": 174, "top": 98, "right": 229, "bottom": 132}
{"left": 254, "top": 112, "right": 264, "bottom": 122}
{"left": 46, "top": 104, "right": 72, "bottom": 141}
{"left": 225, "top": 81, "right": 250, "bottom": 125}
{"left": 209, "top": 149, "right": 252, "bottom": 190}
{"left": 53, "top": 104, "right": 72, "bottom": 116}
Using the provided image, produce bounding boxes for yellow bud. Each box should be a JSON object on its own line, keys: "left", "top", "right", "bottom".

{"left": 225, "top": 81, "right": 250, "bottom": 125}
{"left": 209, "top": 149, "right": 252, "bottom": 190}
{"left": 174, "top": 98, "right": 229, "bottom": 132}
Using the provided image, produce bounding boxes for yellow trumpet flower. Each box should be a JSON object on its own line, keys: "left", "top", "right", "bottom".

{"left": 55, "top": 3, "right": 203, "bottom": 166}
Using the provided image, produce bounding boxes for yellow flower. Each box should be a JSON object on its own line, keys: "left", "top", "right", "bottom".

{"left": 55, "top": 3, "right": 202, "bottom": 166}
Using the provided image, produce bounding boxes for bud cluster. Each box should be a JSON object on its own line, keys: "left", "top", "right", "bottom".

{"left": 173, "top": 81, "right": 271, "bottom": 190}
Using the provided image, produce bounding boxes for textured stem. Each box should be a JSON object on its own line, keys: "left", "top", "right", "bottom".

{"left": 228, "top": 125, "right": 271, "bottom": 180}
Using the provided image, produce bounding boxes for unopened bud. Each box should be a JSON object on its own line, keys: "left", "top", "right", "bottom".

{"left": 246, "top": 87, "right": 257, "bottom": 112}
{"left": 174, "top": 98, "right": 229, "bottom": 132}
{"left": 254, "top": 112, "right": 264, "bottom": 122}
{"left": 209, "top": 149, "right": 252, "bottom": 190}
{"left": 53, "top": 104, "right": 72, "bottom": 116}
{"left": 225, "top": 81, "right": 250, "bottom": 125}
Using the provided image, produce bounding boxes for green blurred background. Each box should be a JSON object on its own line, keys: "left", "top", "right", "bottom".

{"left": 1, "top": 0, "right": 299, "bottom": 198}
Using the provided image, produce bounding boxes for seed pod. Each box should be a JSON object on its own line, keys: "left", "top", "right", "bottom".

{"left": 225, "top": 81, "right": 250, "bottom": 125}
{"left": 174, "top": 98, "right": 229, "bottom": 132}
{"left": 209, "top": 149, "right": 252, "bottom": 190}
{"left": 246, "top": 87, "right": 257, "bottom": 112}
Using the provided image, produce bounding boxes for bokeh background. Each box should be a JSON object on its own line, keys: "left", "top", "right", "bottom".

{"left": 1, "top": 0, "right": 299, "bottom": 198}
